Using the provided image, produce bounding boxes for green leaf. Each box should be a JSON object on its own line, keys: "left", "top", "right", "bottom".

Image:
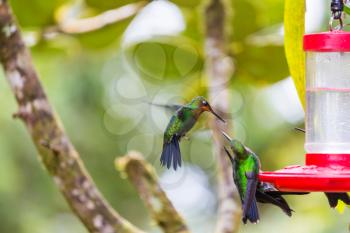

{"left": 9, "top": 0, "right": 68, "bottom": 27}
{"left": 124, "top": 37, "right": 203, "bottom": 82}
{"left": 75, "top": 18, "right": 132, "bottom": 48}
{"left": 284, "top": 0, "right": 305, "bottom": 109}
{"left": 85, "top": 0, "right": 141, "bottom": 11}
{"left": 230, "top": 0, "right": 284, "bottom": 42}
{"left": 171, "top": 0, "right": 200, "bottom": 8}
{"left": 344, "top": 3, "right": 350, "bottom": 16}
{"left": 336, "top": 200, "right": 346, "bottom": 214}
{"left": 235, "top": 45, "right": 289, "bottom": 84}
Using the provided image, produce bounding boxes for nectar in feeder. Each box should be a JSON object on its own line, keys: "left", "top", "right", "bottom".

{"left": 259, "top": 31, "right": 350, "bottom": 192}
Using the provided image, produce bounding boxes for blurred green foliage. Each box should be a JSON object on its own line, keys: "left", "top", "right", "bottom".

{"left": 1, "top": 0, "right": 349, "bottom": 233}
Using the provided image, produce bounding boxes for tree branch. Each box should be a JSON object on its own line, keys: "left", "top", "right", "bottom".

{"left": 0, "top": 1, "right": 145, "bottom": 233}
{"left": 39, "top": 1, "right": 146, "bottom": 44}
{"left": 57, "top": 1, "right": 147, "bottom": 34}
{"left": 204, "top": 0, "right": 241, "bottom": 233}
{"left": 116, "top": 152, "right": 190, "bottom": 233}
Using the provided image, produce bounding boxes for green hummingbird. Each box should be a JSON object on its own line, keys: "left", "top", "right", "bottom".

{"left": 160, "top": 96, "right": 225, "bottom": 170}
{"left": 222, "top": 132, "right": 260, "bottom": 223}
{"left": 224, "top": 143, "right": 301, "bottom": 220}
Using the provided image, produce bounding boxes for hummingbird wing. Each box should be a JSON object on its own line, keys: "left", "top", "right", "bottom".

{"left": 256, "top": 189, "right": 293, "bottom": 217}
{"left": 242, "top": 171, "right": 259, "bottom": 224}
{"left": 148, "top": 102, "right": 183, "bottom": 112}
{"left": 324, "top": 192, "right": 350, "bottom": 208}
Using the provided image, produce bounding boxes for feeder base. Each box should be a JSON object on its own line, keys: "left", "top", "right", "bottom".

{"left": 259, "top": 154, "right": 350, "bottom": 192}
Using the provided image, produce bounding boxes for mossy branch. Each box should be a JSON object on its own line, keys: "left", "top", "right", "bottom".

{"left": 116, "top": 152, "right": 190, "bottom": 233}
{"left": 0, "top": 1, "right": 145, "bottom": 233}
{"left": 204, "top": 0, "right": 242, "bottom": 232}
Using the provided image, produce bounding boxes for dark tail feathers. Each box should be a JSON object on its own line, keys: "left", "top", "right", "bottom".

{"left": 256, "top": 190, "right": 293, "bottom": 217}
{"left": 270, "top": 196, "right": 293, "bottom": 217}
{"left": 160, "top": 137, "right": 182, "bottom": 170}
{"left": 242, "top": 198, "right": 259, "bottom": 224}
{"left": 325, "top": 192, "right": 350, "bottom": 208}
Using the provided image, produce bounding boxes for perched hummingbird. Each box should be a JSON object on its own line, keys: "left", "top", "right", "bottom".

{"left": 160, "top": 96, "right": 225, "bottom": 170}
{"left": 222, "top": 132, "right": 260, "bottom": 223}
{"left": 295, "top": 128, "right": 350, "bottom": 208}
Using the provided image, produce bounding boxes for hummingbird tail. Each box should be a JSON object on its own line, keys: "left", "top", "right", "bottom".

{"left": 243, "top": 199, "right": 259, "bottom": 224}
{"left": 324, "top": 192, "right": 350, "bottom": 208}
{"left": 160, "top": 136, "right": 182, "bottom": 170}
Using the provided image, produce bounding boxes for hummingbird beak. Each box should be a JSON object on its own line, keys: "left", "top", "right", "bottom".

{"left": 294, "top": 127, "right": 305, "bottom": 133}
{"left": 224, "top": 147, "right": 234, "bottom": 165}
{"left": 208, "top": 106, "right": 226, "bottom": 123}
{"left": 221, "top": 131, "right": 232, "bottom": 142}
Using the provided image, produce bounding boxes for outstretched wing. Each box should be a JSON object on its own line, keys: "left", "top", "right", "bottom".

{"left": 147, "top": 101, "right": 183, "bottom": 112}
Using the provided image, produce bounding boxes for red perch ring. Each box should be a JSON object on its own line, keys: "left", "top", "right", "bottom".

{"left": 259, "top": 154, "right": 350, "bottom": 192}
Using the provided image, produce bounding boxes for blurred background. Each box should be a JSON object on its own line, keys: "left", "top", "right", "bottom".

{"left": 0, "top": 0, "right": 348, "bottom": 232}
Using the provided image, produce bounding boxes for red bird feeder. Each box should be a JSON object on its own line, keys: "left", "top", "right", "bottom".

{"left": 259, "top": 31, "right": 350, "bottom": 192}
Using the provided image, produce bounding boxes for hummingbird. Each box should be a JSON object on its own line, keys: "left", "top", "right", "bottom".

{"left": 295, "top": 128, "right": 350, "bottom": 208}
{"left": 222, "top": 132, "right": 260, "bottom": 223}
{"left": 160, "top": 96, "right": 225, "bottom": 170}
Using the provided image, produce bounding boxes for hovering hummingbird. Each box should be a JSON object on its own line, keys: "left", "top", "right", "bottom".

{"left": 222, "top": 132, "right": 260, "bottom": 223}
{"left": 295, "top": 127, "right": 350, "bottom": 208}
{"left": 160, "top": 96, "right": 225, "bottom": 170}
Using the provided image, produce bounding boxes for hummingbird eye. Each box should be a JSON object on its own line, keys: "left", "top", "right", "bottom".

{"left": 202, "top": 100, "right": 208, "bottom": 106}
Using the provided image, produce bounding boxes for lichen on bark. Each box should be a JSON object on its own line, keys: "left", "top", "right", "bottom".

{"left": 116, "top": 152, "right": 190, "bottom": 233}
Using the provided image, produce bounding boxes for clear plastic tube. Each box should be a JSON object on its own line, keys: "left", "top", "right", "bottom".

{"left": 305, "top": 52, "right": 350, "bottom": 153}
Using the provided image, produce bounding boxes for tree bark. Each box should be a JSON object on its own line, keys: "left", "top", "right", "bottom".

{"left": 204, "top": 0, "right": 242, "bottom": 233}
{"left": 116, "top": 152, "right": 190, "bottom": 233}
{"left": 0, "top": 1, "right": 144, "bottom": 233}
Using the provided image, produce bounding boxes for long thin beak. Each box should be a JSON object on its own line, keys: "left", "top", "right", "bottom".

{"left": 224, "top": 147, "right": 234, "bottom": 165}
{"left": 208, "top": 107, "right": 226, "bottom": 123}
{"left": 294, "top": 127, "right": 305, "bottom": 133}
{"left": 221, "top": 131, "right": 232, "bottom": 142}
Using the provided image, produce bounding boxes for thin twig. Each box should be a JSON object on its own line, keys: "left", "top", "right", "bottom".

{"left": 116, "top": 152, "right": 190, "bottom": 233}
{"left": 0, "top": 1, "right": 145, "bottom": 233}
{"left": 57, "top": 1, "right": 147, "bottom": 34}
{"left": 38, "top": 1, "right": 147, "bottom": 44}
{"left": 204, "top": 0, "right": 242, "bottom": 233}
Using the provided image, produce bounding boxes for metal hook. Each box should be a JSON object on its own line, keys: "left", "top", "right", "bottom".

{"left": 330, "top": 14, "right": 344, "bottom": 31}
{"left": 330, "top": 0, "right": 344, "bottom": 31}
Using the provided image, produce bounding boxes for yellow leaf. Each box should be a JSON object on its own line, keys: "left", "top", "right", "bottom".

{"left": 284, "top": 0, "right": 306, "bottom": 110}
{"left": 336, "top": 200, "right": 346, "bottom": 214}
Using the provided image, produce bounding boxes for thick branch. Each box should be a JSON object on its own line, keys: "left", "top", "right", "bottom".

{"left": 204, "top": 0, "right": 241, "bottom": 233}
{"left": 0, "top": 1, "right": 144, "bottom": 233}
{"left": 116, "top": 152, "right": 190, "bottom": 233}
